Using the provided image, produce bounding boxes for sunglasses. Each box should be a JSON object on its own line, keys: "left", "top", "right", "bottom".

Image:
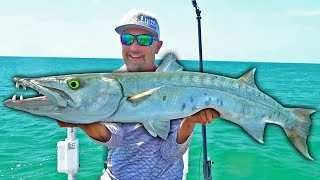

{"left": 120, "top": 34, "right": 158, "bottom": 46}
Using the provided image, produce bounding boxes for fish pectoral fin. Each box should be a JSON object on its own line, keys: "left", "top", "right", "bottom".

{"left": 156, "top": 53, "right": 183, "bottom": 72}
{"left": 240, "top": 118, "right": 266, "bottom": 143}
{"left": 142, "top": 120, "right": 170, "bottom": 140}
{"left": 128, "top": 86, "right": 163, "bottom": 103}
{"left": 142, "top": 122, "right": 158, "bottom": 137}
{"left": 238, "top": 68, "right": 258, "bottom": 89}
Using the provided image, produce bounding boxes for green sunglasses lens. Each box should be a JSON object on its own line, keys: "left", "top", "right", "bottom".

{"left": 121, "top": 34, "right": 134, "bottom": 45}
{"left": 137, "top": 35, "right": 153, "bottom": 46}
{"left": 120, "top": 34, "right": 155, "bottom": 46}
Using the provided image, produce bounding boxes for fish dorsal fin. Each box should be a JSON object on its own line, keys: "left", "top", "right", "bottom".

{"left": 128, "top": 86, "right": 163, "bottom": 103}
{"left": 156, "top": 53, "right": 183, "bottom": 72}
{"left": 239, "top": 68, "right": 258, "bottom": 89}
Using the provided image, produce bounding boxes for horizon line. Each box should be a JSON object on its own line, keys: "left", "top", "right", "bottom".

{"left": 0, "top": 55, "right": 319, "bottom": 65}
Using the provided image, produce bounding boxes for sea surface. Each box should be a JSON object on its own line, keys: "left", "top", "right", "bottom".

{"left": 0, "top": 56, "right": 319, "bottom": 180}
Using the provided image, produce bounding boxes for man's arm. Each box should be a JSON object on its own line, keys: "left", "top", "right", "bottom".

{"left": 159, "top": 109, "right": 220, "bottom": 162}
{"left": 176, "top": 109, "right": 220, "bottom": 144}
{"left": 57, "top": 121, "right": 111, "bottom": 142}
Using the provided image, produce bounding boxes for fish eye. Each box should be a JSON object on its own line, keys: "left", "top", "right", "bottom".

{"left": 68, "top": 79, "right": 80, "bottom": 90}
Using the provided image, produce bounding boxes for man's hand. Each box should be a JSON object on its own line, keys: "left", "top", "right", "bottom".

{"left": 185, "top": 108, "right": 220, "bottom": 125}
{"left": 177, "top": 108, "right": 220, "bottom": 144}
{"left": 56, "top": 120, "right": 111, "bottom": 142}
{"left": 57, "top": 120, "right": 82, "bottom": 128}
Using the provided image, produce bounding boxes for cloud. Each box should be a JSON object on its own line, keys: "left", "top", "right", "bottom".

{"left": 286, "top": 9, "right": 320, "bottom": 17}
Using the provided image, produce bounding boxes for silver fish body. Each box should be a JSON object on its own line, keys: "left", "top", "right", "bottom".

{"left": 4, "top": 54, "right": 315, "bottom": 160}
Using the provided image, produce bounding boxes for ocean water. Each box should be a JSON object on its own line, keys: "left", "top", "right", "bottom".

{"left": 0, "top": 56, "right": 319, "bottom": 180}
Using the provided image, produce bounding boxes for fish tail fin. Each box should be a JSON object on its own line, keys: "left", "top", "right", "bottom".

{"left": 284, "top": 108, "right": 315, "bottom": 160}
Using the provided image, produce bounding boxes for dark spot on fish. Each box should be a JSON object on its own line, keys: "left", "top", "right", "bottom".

{"left": 217, "top": 99, "right": 223, "bottom": 106}
{"left": 162, "top": 96, "right": 167, "bottom": 101}
{"left": 181, "top": 103, "right": 186, "bottom": 111}
{"left": 204, "top": 93, "right": 208, "bottom": 96}
{"left": 284, "top": 118, "right": 289, "bottom": 124}
{"left": 58, "top": 106, "right": 65, "bottom": 111}
{"left": 190, "top": 97, "right": 194, "bottom": 103}
{"left": 192, "top": 106, "right": 197, "bottom": 111}
{"left": 205, "top": 97, "right": 212, "bottom": 106}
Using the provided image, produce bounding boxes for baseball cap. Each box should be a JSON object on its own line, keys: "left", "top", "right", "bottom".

{"left": 115, "top": 10, "right": 160, "bottom": 39}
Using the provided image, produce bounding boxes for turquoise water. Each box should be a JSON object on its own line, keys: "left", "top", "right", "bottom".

{"left": 0, "top": 56, "right": 319, "bottom": 180}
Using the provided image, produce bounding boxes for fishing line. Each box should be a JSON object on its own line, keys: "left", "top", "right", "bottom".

{"left": 199, "top": 144, "right": 203, "bottom": 179}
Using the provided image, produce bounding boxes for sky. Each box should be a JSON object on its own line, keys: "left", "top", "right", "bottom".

{"left": 0, "top": 0, "right": 319, "bottom": 63}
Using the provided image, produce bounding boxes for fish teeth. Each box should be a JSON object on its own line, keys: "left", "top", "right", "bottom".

{"left": 12, "top": 94, "right": 16, "bottom": 101}
{"left": 20, "top": 95, "right": 23, "bottom": 100}
{"left": 15, "top": 82, "right": 26, "bottom": 90}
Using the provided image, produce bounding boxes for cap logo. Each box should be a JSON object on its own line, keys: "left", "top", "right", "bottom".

{"left": 128, "top": 14, "right": 158, "bottom": 29}
{"left": 139, "top": 15, "right": 157, "bottom": 27}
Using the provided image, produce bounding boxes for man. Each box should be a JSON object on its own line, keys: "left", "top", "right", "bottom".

{"left": 58, "top": 10, "right": 220, "bottom": 179}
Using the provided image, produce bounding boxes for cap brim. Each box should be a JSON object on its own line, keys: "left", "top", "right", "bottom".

{"left": 115, "top": 24, "right": 158, "bottom": 38}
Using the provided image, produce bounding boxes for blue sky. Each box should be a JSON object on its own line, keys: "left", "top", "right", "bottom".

{"left": 0, "top": 0, "right": 319, "bottom": 63}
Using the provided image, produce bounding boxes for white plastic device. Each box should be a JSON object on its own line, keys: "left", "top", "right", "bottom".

{"left": 57, "top": 128, "right": 79, "bottom": 178}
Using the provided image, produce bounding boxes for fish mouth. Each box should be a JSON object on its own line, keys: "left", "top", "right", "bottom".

{"left": 4, "top": 77, "right": 72, "bottom": 108}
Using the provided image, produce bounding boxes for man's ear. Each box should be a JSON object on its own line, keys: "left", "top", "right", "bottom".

{"left": 155, "top": 41, "right": 163, "bottom": 54}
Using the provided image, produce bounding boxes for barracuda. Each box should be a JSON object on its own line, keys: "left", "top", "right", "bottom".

{"left": 4, "top": 54, "right": 315, "bottom": 160}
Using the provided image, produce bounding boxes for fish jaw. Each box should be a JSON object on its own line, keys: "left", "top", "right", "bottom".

{"left": 4, "top": 74, "right": 124, "bottom": 124}
{"left": 4, "top": 77, "right": 70, "bottom": 115}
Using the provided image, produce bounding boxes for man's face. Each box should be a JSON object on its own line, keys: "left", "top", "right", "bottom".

{"left": 121, "top": 28, "right": 163, "bottom": 72}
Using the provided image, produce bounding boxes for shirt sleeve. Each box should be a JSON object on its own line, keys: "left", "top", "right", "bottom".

{"left": 160, "top": 119, "right": 191, "bottom": 162}
{"left": 90, "top": 122, "right": 124, "bottom": 147}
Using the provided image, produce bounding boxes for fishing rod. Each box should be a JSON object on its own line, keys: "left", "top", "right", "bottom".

{"left": 191, "top": 1, "right": 213, "bottom": 179}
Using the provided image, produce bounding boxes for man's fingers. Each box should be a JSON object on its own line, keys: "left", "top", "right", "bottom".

{"left": 200, "top": 109, "right": 220, "bottom": 124}
{"left": 207, "top": 108, "right": 220, "bottom": 119}
{"left": 57, "top": 120, "right": 78, "bottom": 127}
{"left": 199, "top": 110, "right": 206, "bottom": 121}
{"left": 205, "top": 109, "right": 213, "bottom": 120}
{"left": 57, "top": 120, "right": 65, "bottom": 127}
{"left": 186, "top": 108, "right": 220, "bottom": 125}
